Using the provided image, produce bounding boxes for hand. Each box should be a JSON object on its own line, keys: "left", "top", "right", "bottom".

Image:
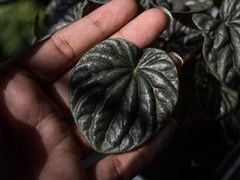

{"left": 0, "top": 0, "right": 176, "bottom": 179}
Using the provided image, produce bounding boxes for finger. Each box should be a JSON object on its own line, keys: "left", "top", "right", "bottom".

{"left": 0, "top": 65, "right": 93, "bottom": 162}
{"left": 110, "top": 8, "right": 170, "bottom": 48}
{"left": 48, "top": 8, "right": 171, "bottom": 157}
{"left": 15, "top": 0, "right": 138, "bottom": 84}
{"left": 49, "top": 8, "right": 171, "bottom": 117}
{"left": 48, "top": 70, "right": 94, "bottom": 157}
{"left": 86, "top": 118, "right": 176, "bottom": 180}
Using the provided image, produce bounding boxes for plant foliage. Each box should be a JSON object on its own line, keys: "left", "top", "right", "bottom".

{"left": 2, "top": 0, "right": 240, "bottom": 178}
{"left": 69, "top": 39, "right": 179, "bottom": 153}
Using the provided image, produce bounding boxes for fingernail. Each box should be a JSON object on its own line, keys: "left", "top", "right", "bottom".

{"left": 158, "top": 6, "right": 173, "bottom": 22}
{"left": 168, "top": 52, "right": 184, "bottom": 70}
{"left": 171, "top": 52, "right": 184, "bottom": 65}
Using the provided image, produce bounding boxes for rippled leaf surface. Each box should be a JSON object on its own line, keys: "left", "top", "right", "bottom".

{"left": 89, "top": 0, "right": 213, "bottom": 12}
{"left": 151, "top": 0, "right": 213, "bottom": 13}
{"left": 69, "top": 39, "right": 179, "bottom": 153}
{"left": 39, "top": 0, "right": 88, "bottom": 41}
{"left": 195, "top": 61, "right": 238, "bottom": 119}
{"left": 193, "top": 0, "right": 240, "bottom": 91}
{"left": 160, "top": 18, "right": 203, "bottom": 58}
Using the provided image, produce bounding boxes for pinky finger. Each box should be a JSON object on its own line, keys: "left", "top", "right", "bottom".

{"left": 86, "top": 118, "right": 176, "bottom": 180}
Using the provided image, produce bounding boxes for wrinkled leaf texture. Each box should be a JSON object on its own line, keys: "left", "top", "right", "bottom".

{"left": 221, "top": 104, "right": 240, "bottom": 142}
{"left": 69, "top": 39, "right": 179, "bottom": 153}
{"left": 159, "top": 17, "right": 203, "bottom": 58}
{"left": 193, "top": 0, "right": 240, "bottom": 91}
{"left": 216, "top": 140, "right": 240, "bottom": 180}
{"left": 151, "top": 0, "right": 213, "bottom": 13}
{"left": 39, "top": 0, "right": 88, "bottom": 41}
{"left": 89, "top": 0, "right": 213, "bottom": 12}
{"left": 194, "top": 61, "right": 238, "bottom": 119}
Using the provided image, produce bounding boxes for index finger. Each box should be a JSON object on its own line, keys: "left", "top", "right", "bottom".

{"left": 15, "top": 0, "right": 138, "bottom": 83}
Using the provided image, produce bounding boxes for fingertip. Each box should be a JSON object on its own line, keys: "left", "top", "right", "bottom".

{"left": 145, "top": 7, "right": 170, "bottom": 29}
{"left": 158, "top": 6, "right": 173, "bottom": 22}
{"left": 110, "top": 7, "right": 170, "bottom": 49}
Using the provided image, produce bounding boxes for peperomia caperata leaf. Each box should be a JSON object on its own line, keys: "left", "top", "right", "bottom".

{"left": 39, "top": 0, "right": 88, "bottom": 41}
{"left": 69, "top": 38, "right": 179, "bottom": 153}
{"left": 159, "top": 17, "right": 203, "bottom": 58}
{"left": 88, "top": 0, "right": 213, "bottom": 13}
{"left": 194, "top": 61, "right": 239, "bottom": 119}
{"left": 151, "top": 0, "right": 213, "bottom": 13}
{"left": 193, "top": 0, "right": 240, "bottom": 91}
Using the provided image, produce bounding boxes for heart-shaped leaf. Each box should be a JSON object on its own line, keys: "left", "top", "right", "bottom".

{"left": 193, "top": 0, "right": 240, "bottom": 91}
{"left": 69, "top": 39, "right": 179, "bottom": 153}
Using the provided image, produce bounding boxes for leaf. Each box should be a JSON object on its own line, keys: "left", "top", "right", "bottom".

{"left": 89, "top": 0, "right": 213, "bottom": 12}
{"left": 173, "top": 60, "right": 209, "bottom": 125}
{"left": 215, "top": 140, "right": 240, "bottom": 180}
{"left": 159, "top": 17, "right": 203, "bottom": 58}
{"left": 69, "top": 39, "right": 179, "bottom": 153}
{"left": 192, "top": 0, "right": 240, "bottom": 91}
{"left": 39, "top": 0, "right": 88, "bottom": 41}
{"left": 194, "top": 61, "right": 239, "bottom": 119}
{"left": 151, "top": 0, "right": 214, "bottom": 13}
{"left": 221, "top": 105, "right": 240, "bottom": 142}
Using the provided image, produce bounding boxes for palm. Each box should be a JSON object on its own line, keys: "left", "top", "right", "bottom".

{"left": 0, "top": 1, "right": 176, "bottom": 180}
{"left": 0, "top": 65, "right": 86, "bottom": 180}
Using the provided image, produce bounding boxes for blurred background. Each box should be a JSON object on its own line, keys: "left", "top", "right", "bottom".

{"left": 0, "top": 0, "right": 48, "bottom": 62}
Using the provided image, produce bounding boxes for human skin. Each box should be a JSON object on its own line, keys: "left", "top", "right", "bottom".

{"left": 0, "top": 0, "right": 176, "bottom": 179}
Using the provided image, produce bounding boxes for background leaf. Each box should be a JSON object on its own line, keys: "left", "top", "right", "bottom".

{"left": 159, "top": 17, "right": 203, "bottom": 58}
{"left": 151, "top": 0, "right": 214, "bottom": 13}
{"left": 193, "top": 0, "right": 240, "bottom": 91}
{"left": 194, "top": 61, "right": 239, "bottom": 119}
{"left": 37, "top": 0, "right": 88, "bottom": 41}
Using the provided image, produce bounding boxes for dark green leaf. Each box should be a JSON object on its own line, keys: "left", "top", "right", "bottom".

{"left": 39, "top": 0, "right": 88, "bottom": 41}
{"left": 151, "top": 0, "right": 214, "bottom": 13}
{"left": 193, "top": 0, "right": 240, "bottom": 91}
{"left": 90, "top": 0, "right": 213, "bottom": 12}
{"left": 69, "top": 39, "right": 179, "bottom": 153}
{"left": 159, "top": 18, "right": 203, "bottom": 58}
{"left": 221, "top": 105, "right": 240, "bottom": 142}
{"left": 216, "top": 140, "right": 240, "bottom": 180}
{"left": 194, "top": 61, "right": 238, "bottom": 119}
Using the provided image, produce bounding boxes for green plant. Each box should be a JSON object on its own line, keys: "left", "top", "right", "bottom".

{"left": 69, "top": 38, "right": 179, "bottom": 153}
{"left": 0, "top": 0, "right": 46, "bottom": 62}
{"left": 10, "top": 0, "right": 240, "bottom": 178}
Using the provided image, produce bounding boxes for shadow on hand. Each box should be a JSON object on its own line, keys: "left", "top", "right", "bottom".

{"left": 0, "top": 68, "right": 47, "bottom": 180}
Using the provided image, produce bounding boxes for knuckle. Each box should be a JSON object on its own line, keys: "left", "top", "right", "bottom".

{"left": 87, "top": 15, "right": 106, "bottom": 37}
{"left": 109, "top": 154, "right": 123, "bottom": 180}
{"left": 50, "top": 33, "right": 77, "bottom": 62}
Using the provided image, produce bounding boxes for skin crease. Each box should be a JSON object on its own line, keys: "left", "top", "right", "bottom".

{"left": 0, "top": 0, "right": 177, "bottom": 179}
